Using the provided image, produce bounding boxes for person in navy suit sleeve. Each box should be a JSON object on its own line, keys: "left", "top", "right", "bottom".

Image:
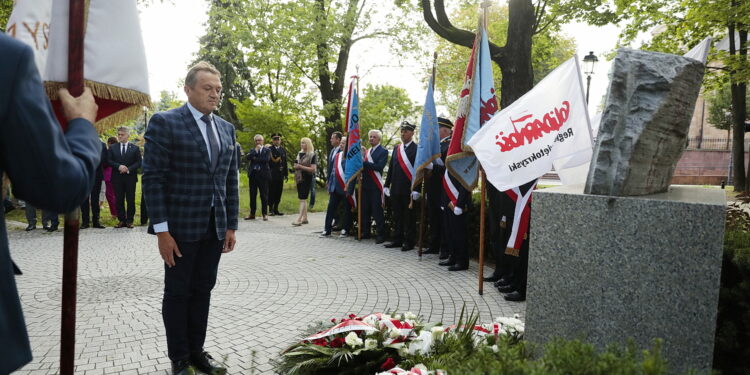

{"left": 0, "top": 34, "right": 101, "bottom": 375}
{"left": 361, "top": 129, "right": 388, "bottom": 243}
{"left": 108, "top": 126, "right": 142, "bottom": 228}
{"left": 143, "top": 61, "right": 238, "bottom": 375}
{"left": 80, "top": 141, "right": 108, "bottom": 228}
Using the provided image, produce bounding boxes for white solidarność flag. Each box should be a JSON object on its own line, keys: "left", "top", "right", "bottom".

{"left": 5, "top": 0, "right": 54, "bottom": 75}
{"left": 467, "top": 56, "right": 593, "bottom": 192}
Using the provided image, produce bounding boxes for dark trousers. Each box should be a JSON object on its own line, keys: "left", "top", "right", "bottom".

{"left": 140, "top": 185, "right": 148, "bottom": 225}
{"left": 268, "top": 175, "right": 284, "bottom": 212}
{"left": 324, "top": 192, "right": 351, "bottom": 233}
{"left": 80, "top": 177, "right": 102, "bottom": 225}
{"left": 25, "top": 204, "right": 36, "bottom": 226}
{"left": 163, "top": 217, "right": 223, "bottom": 361}
{"left": 42, "top": 210, "right": 58, "bottom": 228}
{"left": 113, "top": 174, "right": 136, "bottom": 223}
{"left": 362, "top": 188, "right": 385, "bottom": 237}
{"left": 427, "top": 191, "right": 442, "bottom": 250}
{"left": 446, "top": 210, "right": 468, "bottom": 266}
{"left": 249, "top": 174, "right": 269, "bottom": 216}
{"left": 509, "top": 240, "right": 529, "bottom": 295}
{"left": 390, "top": 194, "right": 415, "bottom": 246}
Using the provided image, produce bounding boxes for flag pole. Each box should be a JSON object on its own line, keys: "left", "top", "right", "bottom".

{"left": 477, "top": 0, "right": 492, "bottom": 296}
{"left": 418, "top": 51, "right": 438, "bottom": 259}
{"left": 61, "top": 0, "right": 85, "bottom": 373}
{"left": 355, "top": 75, "right": 363, "bottom": 241}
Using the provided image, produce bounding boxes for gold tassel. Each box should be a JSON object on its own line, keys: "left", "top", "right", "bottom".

{"left": 505, "top": 247, "right": 520, "bottom": 257}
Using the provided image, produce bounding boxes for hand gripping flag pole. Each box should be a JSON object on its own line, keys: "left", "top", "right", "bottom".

{"left": 61, "top": 0, "right": 85, "bottom": 373}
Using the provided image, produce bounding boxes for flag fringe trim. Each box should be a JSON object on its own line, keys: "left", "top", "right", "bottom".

{"left": 411, "top": 153, "right": 440, "bottom": 190}
{"left": 45, "top": 80, "right": 151, "bottom": 133}
{"left": 445, "top": 151, "right": 479, "bottom": 191}
{"left": 346, "top": 169, "right": 362, "bottom": 187}
{"left": 505, "top": 247, "right": 520, "bottom": 257}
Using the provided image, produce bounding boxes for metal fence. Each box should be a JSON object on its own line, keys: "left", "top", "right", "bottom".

{"left": 684, "top": 137, "right": 749, "bottom": 150}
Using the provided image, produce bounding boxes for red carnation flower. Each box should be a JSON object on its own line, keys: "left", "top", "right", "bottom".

{"left": 380, "top": 357, "right": 397, "bottom": 371}
{"left": 312, "top": 338, "right": 327, "bottom": 347}
{"left": 329, "top": 337, "right": 346, "bottom": 348}
{"left": 349, "top": 313, "right": 357, "bottom": 319}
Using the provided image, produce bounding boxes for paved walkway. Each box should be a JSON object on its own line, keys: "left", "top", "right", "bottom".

{"left": 8, "top": 212, "right": 525, "bottom": 374}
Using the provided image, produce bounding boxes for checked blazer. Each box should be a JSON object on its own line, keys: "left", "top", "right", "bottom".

{"left": 142, "top": 104, "right": 239, "bottom": 242}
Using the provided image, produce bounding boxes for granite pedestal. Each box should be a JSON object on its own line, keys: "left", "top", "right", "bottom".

{"left": 525, "top": 185, "right": 725, "bottom": 374}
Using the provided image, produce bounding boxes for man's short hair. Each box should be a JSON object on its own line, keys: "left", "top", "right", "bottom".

{"left": 368, "top": 129, "right": 382, "bottom": 139}
{"left": 185, "top": 61, "right": 221, "bottom": 88}
{"left": 117, "top": 126, "right": 129, "bottom": 134}
{"left": 254, "top": 134, "right": 264, "bottom": 141}
{"left": 332, "top": 131, "right": 343, "bottom": 140}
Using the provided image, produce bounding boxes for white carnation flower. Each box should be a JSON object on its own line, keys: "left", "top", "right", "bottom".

{"left": 364, "top": 338, "right": 378, "bottom": 350}
{"left": 389, "top": 327, "right": 401, "bottom": 339}
{"left": 405, "top": 311, "right": 417, "bottom": 320}
{"left": 393, "top": 313, "right": 402, "bottom": 320}
{"left": 345, "top": 331, "right": 363, "bottom": 348}
{"left": 431, "top": 326, "right": 444, "bottom": 341}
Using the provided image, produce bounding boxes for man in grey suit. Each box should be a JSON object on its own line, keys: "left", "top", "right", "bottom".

{"left": 0, "top": 34, "right": 101, "bottom": 374}
{"left": 143, "top": 61, "right": 238, "bottom": 375}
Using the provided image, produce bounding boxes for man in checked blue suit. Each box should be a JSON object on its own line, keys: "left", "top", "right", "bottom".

{"left": 0, "top": 34, "right": 101, "bottom": 374}
{"left": 143, "top": 61, "right": 238, "bottom": 375}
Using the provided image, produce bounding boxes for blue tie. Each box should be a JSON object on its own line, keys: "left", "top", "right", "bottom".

{"left": 201, "top": 114, "right": 219, "bottom": 171}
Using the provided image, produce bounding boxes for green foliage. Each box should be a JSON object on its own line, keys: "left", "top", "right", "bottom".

{"left": 707, "top": 84, "right": 750, "bottom": 131}
{"left": 432, "top": 2, "right": 576, "bottom": 114}
{"left": 0, "top": 0, "right": 11, "bottom": 32}
{"left": 358, "top": 84, "right": 419, "bottom": 148}
{"left": 714, "top": 228, "right": 750, "bottom": 375}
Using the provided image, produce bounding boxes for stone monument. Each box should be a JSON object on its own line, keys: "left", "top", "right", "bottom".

{"left": 525, "top": 49, "right": 725, "bottom": 374}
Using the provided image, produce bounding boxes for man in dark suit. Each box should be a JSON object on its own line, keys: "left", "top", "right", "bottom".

{"left": 81, "top": 141, "right": 108, "bottom": 228}
{"left": 384, "top": 121, "right": 420, "bottom": 251}
{"left": 438, "top": 170, "right": 472, "bottom": 271}
{"left": 423, "top": 118, "right": 453, "bottom": 255}
{"left": 0, "top": 34, "right": 101, "bottom": 374}
{"left": 245, "top": 134, "right": 271, "bottom": 220}
{"left": 361, "top": 129, "right": 388, "bottom": 244}
{"left": 143, "top": 61, "right": 238, "bottom": 375}
{"left": 108, "top": 126, "right": 142, "bottom": 228}
{"left": 321, "top": 132, "right": 350, "bottom": 237}
{"left": 268, "top": 133, "right": 287, "bottom": 216}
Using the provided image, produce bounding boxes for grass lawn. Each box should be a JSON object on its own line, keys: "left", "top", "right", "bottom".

{"left": 5, "top": 171, "right": 329, "bottom": 228}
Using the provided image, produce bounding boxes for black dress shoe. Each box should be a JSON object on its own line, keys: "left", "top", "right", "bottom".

{"left": 375, "top": 236, "right": 385, "bottom": 244}
{"left": 81, "top": 223, "right": 90, "bottom": 229}
{"left": 25, "top": 224, "right": 36, "bottom": 231}
{"left": 190, "top": 351, "right": 226, "bottom": 375}
{"left": 401, "top": 244, "right": 414, "bottom": 251}
{"left": 384, "top": 242, "right": 403, "bottom": 248}
{"left": 483, "top": 275, "right": 501, "bottom": 282}
{"left": 274, "top": 211, "right": 284, "bottom": 216}
{"left": 438, "top": 260, "right": 455, "bottom": 266}
{"left": 497, "top": 284, "right": 515, "bottom": 293}
{"left": 438, "top": 254, "right": 449, "bottom": 260}
{"left": 115, "top": 222, "right": 126, "bottom": 228}
{"left": 92, "top": 223, "right": 106, "bottom": 229}
{"left": 171, "top": 359, "right": 196, "bottom": 375}
{"left": 494, "top": 278, "right": 512, "bottom": 288}
{"left": 503, "top": 291, "right": 526, "bottom": 302}
{"left": 421, "top": 248, "right": 439, "bottom": 254}
{"left": 448, "top": 264, "right": 468, "bottom": 271}
{"left": 46, "top": 226, "right": 58, "bottom": 232}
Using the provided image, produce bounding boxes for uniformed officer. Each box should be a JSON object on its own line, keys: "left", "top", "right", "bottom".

{"left": 268, "top": 133, "right": 288, "bottom": 216}
{"left": 384, "top": 121, "right": 421, "bottom": 251}
{"left": 438, "top": 167, "right": 472, "bottom": 271}
{"left": 423, "top": 117, "right": 453, "bottom": 255}
{"left": 494, "top": 180, "right": 536, "bottom": 301}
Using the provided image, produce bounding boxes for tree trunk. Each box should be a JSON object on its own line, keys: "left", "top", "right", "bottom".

{"left": 728, "top": 21, "right": 747, "bottom": 191}
{"left": 497, "top": 0, "right": 535, "bottom": 107}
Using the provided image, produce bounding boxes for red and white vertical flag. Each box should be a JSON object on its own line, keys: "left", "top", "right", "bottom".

{"left": 43, "top": 0, "right": 151, "bottom": 131}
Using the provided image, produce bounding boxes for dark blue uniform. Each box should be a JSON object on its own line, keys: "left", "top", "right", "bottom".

{"left": 384, "top": 141, "right": 419, "bottom": 249}
{"left": 362, "top": 145, "right": 388, "bottom": 241}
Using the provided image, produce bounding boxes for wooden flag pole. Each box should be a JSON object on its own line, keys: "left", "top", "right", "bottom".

{"left": 418, "top": 51, "right": 439, "bottom": 259}
{"left": 478, "top": 170, "right": 487, "bottom": 295}
{"left": 61, "top": 0, "right": 85, "bottom": 373}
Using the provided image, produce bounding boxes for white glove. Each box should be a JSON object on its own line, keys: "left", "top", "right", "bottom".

{"left": 384, "top": 187, "right": 391, "bottom": 197}
{"left": 411, "top": 191, "right": 420, "bottom": 200}
{"left": 453, "top": 207, "right": 463, "bottom": 215}
{"left": 434, "top": 158, "right": 444, "bottom": 167}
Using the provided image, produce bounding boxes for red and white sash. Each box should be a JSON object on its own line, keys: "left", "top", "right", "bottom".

{"left": 442, "top": 170, "right": 459, "bottom": 207}
{"left": 504, "top": 181, "right": 537, "bottom": 254}
{"left": 334, "top": 152, "right": 356, "bottom": 208}
{"left": 396, "top": 143, "right": 415, "bottom": 182}
{"left": 364, "top": 147, "right": 385, "bottom": 205}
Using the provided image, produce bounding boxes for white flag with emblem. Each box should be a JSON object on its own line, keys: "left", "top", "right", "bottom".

{"left": 467, "top": 56, "right": 593, "bottom": 192}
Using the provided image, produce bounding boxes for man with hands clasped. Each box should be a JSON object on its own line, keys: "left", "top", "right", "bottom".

{"left": 383, "top": 121, "right": 421, "bottom": 252}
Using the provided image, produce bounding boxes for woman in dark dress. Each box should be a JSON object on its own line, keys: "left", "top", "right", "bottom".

{"left": 293, "top": 137, "right": 317, "bottom": 226}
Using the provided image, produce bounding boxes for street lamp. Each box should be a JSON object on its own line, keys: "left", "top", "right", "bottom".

{"left": 583, "top": 51, "right": 598, "bottom": 104}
